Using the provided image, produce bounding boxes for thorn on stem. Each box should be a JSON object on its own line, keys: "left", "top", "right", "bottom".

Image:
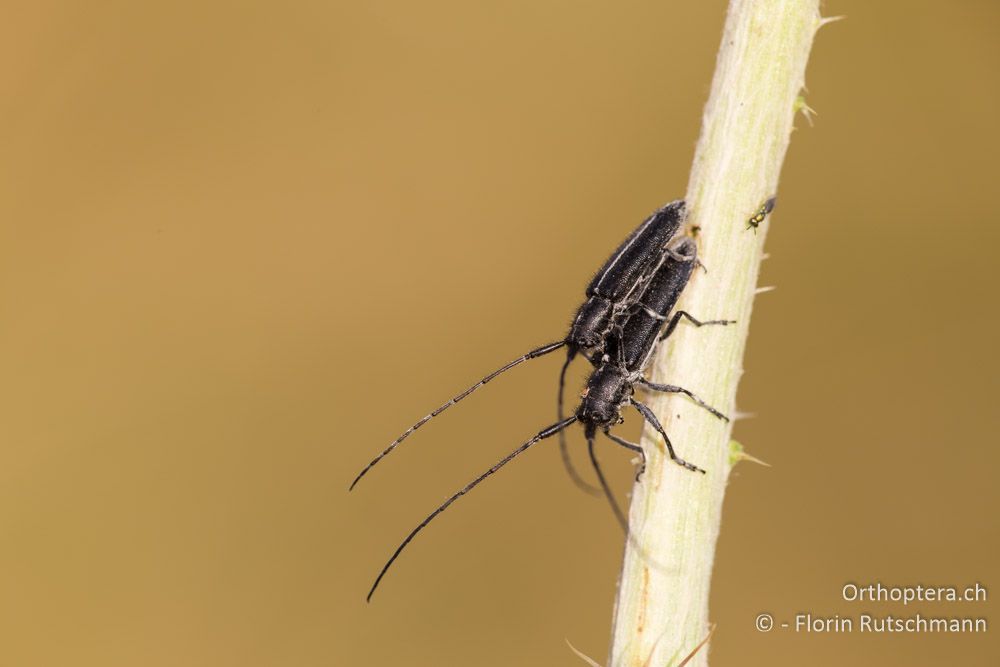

{"left": 818, "top": 15, "right": 847, "bottom": 30}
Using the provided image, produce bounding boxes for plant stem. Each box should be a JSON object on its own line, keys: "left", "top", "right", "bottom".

{"left": 608, "top": 1, "right": 826, "bottom": 665}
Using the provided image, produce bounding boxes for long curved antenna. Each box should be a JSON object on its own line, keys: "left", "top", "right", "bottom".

{"left": 557, "top": 353, "right": 602, "bottom": 496}
{"left": 366, "top": 415, "right": 578, "bottom": 601}
{"left": 630, "top": 398, "right": 706, "bottom": 474}
{"left": 350, "top": 340, "right": 566, "bottom": 490}
{"left": 586, "top": 429, "right": 630, "bottom": 533}
{"left": 589, "top": 429, "right": 675, "bottom": 574}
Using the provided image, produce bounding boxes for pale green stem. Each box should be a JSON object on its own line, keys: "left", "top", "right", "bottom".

{"left": 608, "top": 2, "right": 827, "bottom": 666}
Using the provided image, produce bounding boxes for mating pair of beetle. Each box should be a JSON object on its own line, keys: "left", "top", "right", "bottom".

{"left": 352, "top": 200, "right": 735, "bottom": 600}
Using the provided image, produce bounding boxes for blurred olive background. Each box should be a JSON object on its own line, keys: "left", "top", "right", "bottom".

{"left": 1, "top": 1, "right": 998, "bottom": 665}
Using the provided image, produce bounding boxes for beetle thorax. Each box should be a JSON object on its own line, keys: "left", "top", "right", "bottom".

{"left": 567, "top": 296, "right": 614, "bottom": 350}
{"left": 576, "top": 362, "right": 631, "bottom": 427}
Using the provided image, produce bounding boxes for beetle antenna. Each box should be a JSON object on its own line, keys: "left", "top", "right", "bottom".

{"left": 586, "top": 428, "right": 630, "bottom": 533}
{"left": 557, "top": 352, "right": 602, "bottom": 496}
{"left": 350, "top": 340, "right": 566, "bottom": 490}
{"left": 366, "top": 416, "right": 578, "bottom": 601}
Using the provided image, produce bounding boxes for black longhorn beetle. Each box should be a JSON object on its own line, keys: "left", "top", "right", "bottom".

{"left": 573, "top": 234, "right": 734, "bottom": 530}
{"left": 350, "top": 201, "right": 687, "bottom": 494}
{"left": 354, "top": 202, "right": 733, "bottom": 600}
{"left": 555, "top": 200, "right": 694, "bottom": 492}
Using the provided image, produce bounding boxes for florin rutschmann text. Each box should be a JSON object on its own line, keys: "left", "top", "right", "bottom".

{"left": 754, "top": 582, "right": 988, "bottom": 635}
